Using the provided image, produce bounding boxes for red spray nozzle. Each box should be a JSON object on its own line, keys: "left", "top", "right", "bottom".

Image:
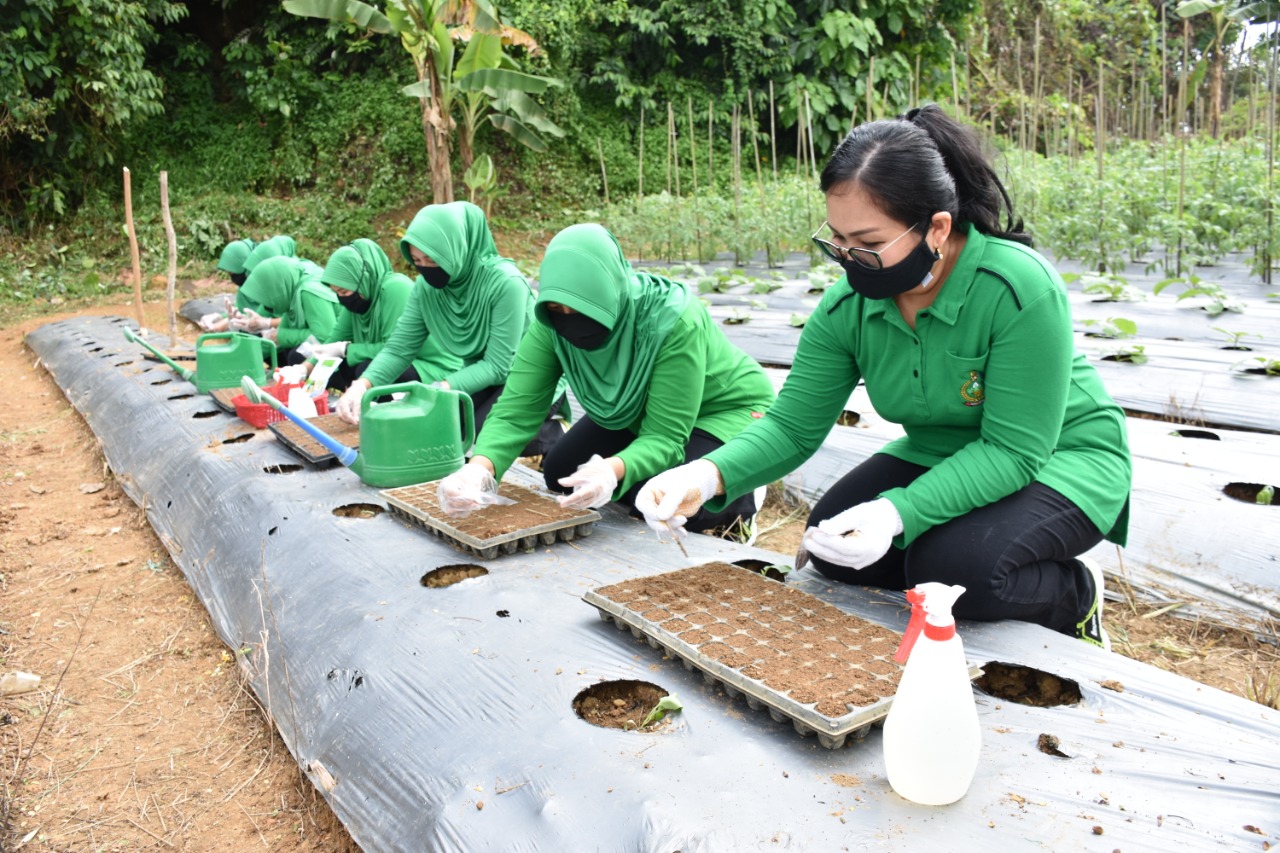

{"left": 894, "top": 588, "right": 928, "bottom": 663}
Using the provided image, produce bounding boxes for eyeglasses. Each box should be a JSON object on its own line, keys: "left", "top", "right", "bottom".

{"left": 811, "top": 221, "right": 918, "bottom": 270}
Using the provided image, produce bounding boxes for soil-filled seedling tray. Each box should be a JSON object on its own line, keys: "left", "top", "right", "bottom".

{"left": 269, "top": 413, "right": 360, "bottom": 465}
{"left": 141, "top": 348, "right": 196, "bottom": 363}
{"left": 382, "top": 481, "right": 600, "bottom": 559}
{"left": 585, "top": 562, "right": 982, "bottom": 749}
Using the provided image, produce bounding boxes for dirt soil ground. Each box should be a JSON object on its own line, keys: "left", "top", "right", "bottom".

{"left": 2, "top": 292, "right": 1277, "bottom": 851}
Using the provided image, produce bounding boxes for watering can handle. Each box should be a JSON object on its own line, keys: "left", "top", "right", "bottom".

{"left": 196, "top": 332, "right": 233, "bottom": 346}
{"left": 260, "top": 338, "right": 278, "bottom": 372}
{"left": 361, "top": 382, "right": 475, "bottom": 447}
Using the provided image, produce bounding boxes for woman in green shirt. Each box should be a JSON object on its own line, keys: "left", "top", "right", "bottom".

{"left": 636, "top": 106, "right": 1131, "bottom": 648}
{"left": 237, "top": 254, "right": 336, "bottom": 363}
{"left": 198, "top": 238, "right": 259, "bottom": 331}
{"left": 334, "top": 202, "right": 563, "bottom": 455}
{"left": 436, "top": 223, "right": 776, "bottom": 536}
{"left": 307, "top": 239, "right": 461, "bottom": 390}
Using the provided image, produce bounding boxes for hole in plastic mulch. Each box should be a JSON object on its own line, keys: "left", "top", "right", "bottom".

{"left": 219, "top": 433, "right": 254, "bottom": 445}
{"left": 150, "top": 378, "right": 172, "bottom": 386}
{"left": 1223, "top": 482, "right": 1277, "bottom": 505}
{"left": 836, "top": 410, "right": 861, "bottom": 427}
{"left": 421, "top": 564, "right": 489, "bottom": 588}
{"left": 263, "top": 464, "right": 303, "bottom": 475}
{"left": 113, "top": 361, "right": 134, "bottom": 367}
{"left": 1171, "top": 429, "right": 1220, "bottom": 440}
{"left": 573, "top": 679, "right": 672, "bottom": 731}
{"left": 731, "top": 559, "right": 790, "bottom": 583}
{"left": 332, "top": 503, "right": 384, "bottom": 519}
{"left": 167, "top": 393, "right": 194, "bottom": 401}
{"left": 89, "top": 347, "right": 103, "bottom": 353}
{"left": 974, "top": 662, "right": 1082, "bottom": 707}
{"left": 192, "top": 410, "right": 220, "bottom": 419}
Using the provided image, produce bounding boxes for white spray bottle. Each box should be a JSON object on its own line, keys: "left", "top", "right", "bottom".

{"left": 882, "top": 582, "right": 980, "bottom": 805}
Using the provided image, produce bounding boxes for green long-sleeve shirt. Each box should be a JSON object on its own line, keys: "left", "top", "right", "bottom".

{"left": 707, "top": 225, "right": 1132, "bottom": 547}
{"left": 276, "top": 290, "right": 337, "bottom": 349}
{"left": 474, "top": 300, "right": 776, "bottom": 498}
{"left": 326, "top": 272, "right": 462, "bottom": 384}
{"left": 361, "top": 274, "right": 531, "bottom": 394}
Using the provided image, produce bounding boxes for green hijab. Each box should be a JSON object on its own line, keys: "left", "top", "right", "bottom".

{"left": 242, "top": 235, "right": 297, "bottom": 276}
{"left": 324, "top": 239, "right": 394, "bottom": 339}
{"left": 534, "top": 223, "right": 690, "bottom": 429}
{"left": 239, "top": 255, "right": 335, "bottom": 330}
{"left": 216, "top": 238, "right": 257, "bottom": 274}
{"left": 398, "top": 202, "right": 529, "bottom": 358}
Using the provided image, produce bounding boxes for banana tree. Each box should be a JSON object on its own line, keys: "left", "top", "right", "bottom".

{"left": 284, "top": 0, "right": 560, "bottom": 202}
{"left": 1176, "top": 0, "right": 1252, "bottom": 138}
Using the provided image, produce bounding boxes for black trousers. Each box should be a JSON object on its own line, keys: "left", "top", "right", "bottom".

{"left": 469, "top": 385, "right": 567, "bottom": 458}
{"left": 541, "top": 414, "right": 758, "bottom": 533}
{"left": 806, "top": 454, "right": 1104, "bottom": 634}
{"left": 328, "top": 359, "right": 418, "bottom": 393}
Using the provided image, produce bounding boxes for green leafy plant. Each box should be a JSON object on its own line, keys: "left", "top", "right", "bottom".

{"left": 1211, "top": 327, "right": 1261, "bottom": 349}
{"left": 1082, "top": 317, "right": 1138, "bottom": 339}
{"left": 723, "top": 307, "right": 751, "bottom": 325}
{"left": 1107, "top": 343, "right": 1148, "bottom": 364}
{"left": 1153, "top": 275, "right": 1245, "bottom": 316}
{"left": 1068, "top": 272, "right": 1146, "bottom": 302}
{"left": 1257, "top": 485, "right": 1275, "bottom": 506}
{"left": 789, "top": 312, "right": 809, "bottom": 328}
{"left": 1234, "top": 356, "right": 1280, "bottom": 376}
{"left": 638, "top": 695, "right": 682, "bottom": 729}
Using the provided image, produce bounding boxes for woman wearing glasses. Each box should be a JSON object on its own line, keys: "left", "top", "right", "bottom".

{"left": 302, "top": 238, "right": 462, "bottom": 391}
{"left": 636, "top": 105, "right": 1131, "bottom": 648}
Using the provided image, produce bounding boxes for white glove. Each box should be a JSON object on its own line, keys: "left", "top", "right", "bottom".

{"left": 312, "top": 341, "right": 348, "bottom": 359}
{"left": 633, "top": 458, "right": 722, "bottom": 540}
{"left": 198, "top": 313, "right": 227, "bottom": 332}
{"left": 227, "top": 313, "right": 252, "bottom": 332}
{"left": 801, "top": 498, "right": 903, "bottom": 569}
{"left": 556, "top": 454, "right": 618, "bottom": 510}
{"left": 274, "top": 364, "right": 308, "bottom": 385}
{"left": 437, "top": 462, "right": 502, "bottom": 517}
{"left": 335, "top": 381, "right": 367, "bottom": 424}
{"left": 260, "top": 326, "right": 278, "bottom": 343}
{"left": 241, "top": 308, "right": 272, "bottom": 333}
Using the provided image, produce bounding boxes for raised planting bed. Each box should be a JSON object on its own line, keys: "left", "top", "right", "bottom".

{"left": 382, "top": 480, "right": 599, "bottom": 559}
{"left": 269, "top": 413, "right": 360, "bottom": 465}
{"left": 586, "top": 561, "right": 981, "bottom": 749}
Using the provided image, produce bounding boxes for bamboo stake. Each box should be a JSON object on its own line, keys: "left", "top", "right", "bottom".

{"left": 1265, "top": 17, "right": 1278, "bottom": 285}
{"left": 866, "top": 56, "right": 875, "bottom": 121}
{"left": 160, "top": 171, "right": 178, "bottom": 346}
{"left": 597, "top": 138, "right": 609, "bottom": 206}
{"left": 686, "top": 97, "right": 702, "bottom": 262}
{"left": 950, "top": 52, "right": 960, "bottom": 117}
{"left": 1176, "top": 20, "right": 1189, "bottom": 276}
{"left": 768, "top": 81, "right": 778, "bottom": 184}
{"left": 708, "top": 103, "right": 714, "bottom": 192}
{"left": 638, "top": 104, "right": 645, "bottom": 203}
{"left": 804, "top": 90, "right": 818, "bottom": 184}
{"left": 1096, "top": 59, "right": 1107, "bottom": 272}
{"left": 745, "top": 90, "right": 773, "bottom": 264}
{"left": 122, "top": 168, "right": 145, "bottom": 332}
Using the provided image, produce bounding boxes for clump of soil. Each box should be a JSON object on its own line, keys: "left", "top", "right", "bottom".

{"left": 421, "top": 564, "right": 489, "bottom": 587}
{"left": 593, "top": 562, "right": 906, "bottom": 720}
{"left": 975, "top": 662, "right": 1083, "bottom": 707}
{"left": 272, "top": 413, "right": 360, "bottom": 459}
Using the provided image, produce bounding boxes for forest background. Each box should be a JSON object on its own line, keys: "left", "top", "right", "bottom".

{"left": 1, "top": 0, "right": 1278, "bottom": 307}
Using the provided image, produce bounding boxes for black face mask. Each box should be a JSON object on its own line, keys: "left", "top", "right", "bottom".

{"left": 417, "top": 265, "right": 451, "bottom": 289}
{"left": 229, "top": 272, "right": 247, "bottom": 287}
{"left": 337, "top": 291, "right": 371, "bottom": 314}
{"left": 547, "top": 310, "right": 611, "bottom": 351}
{"left": 840, "top": 236, "right": 941, "bottom": 300}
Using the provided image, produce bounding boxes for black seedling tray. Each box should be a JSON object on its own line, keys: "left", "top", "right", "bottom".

{"left": 268, "top": 413, "right": 358, "bottom": 466}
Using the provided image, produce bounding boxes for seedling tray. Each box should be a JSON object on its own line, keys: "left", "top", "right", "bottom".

{"left": 585, "top": 562, "right": 982, "bottom": 749}
{"left": 210, "top": 386, "right": 241, "bottom": 412}
{"left": 382, "top": 481, "right": 600, "bottom": 560}
{"left": 269, "top": 413, "right": 360, "bottom": 465}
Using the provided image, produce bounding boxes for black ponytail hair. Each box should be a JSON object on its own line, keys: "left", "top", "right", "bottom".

{"left": 819, "top": 103, "right": 1031, "bottom": 246}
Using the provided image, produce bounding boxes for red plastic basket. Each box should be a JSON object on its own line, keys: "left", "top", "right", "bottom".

{"left": 231, "top": 382, "right": 330, "bottom": 429}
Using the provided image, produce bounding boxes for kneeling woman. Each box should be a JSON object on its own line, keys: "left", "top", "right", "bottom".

{"left": 437, "top": 223, "right": 776, "bottom": 539}
{"left": 236, "top": 254, "right": 336, "bottom": 364}
{"left": 307, "top": 239, "right": 461, "bottom": 391}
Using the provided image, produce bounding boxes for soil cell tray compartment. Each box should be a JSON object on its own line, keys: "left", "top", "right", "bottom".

{"left": 584, "top": 562, "right": 982, "bottom": 749}
{"left": 381, "top": 481, "right": 600, "bottom": 560}
{"left": 269, "top": 413, "right": 360, "bottom": 465}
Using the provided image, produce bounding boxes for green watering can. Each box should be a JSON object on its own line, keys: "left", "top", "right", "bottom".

{"left": 240, "top": 378, "right": 475, "bottom": 488}
{"left": 354, "top": 382, "right": 475, "bottom": 487}
{"left": 195, "top": 333, "right": 277, "bottom": 393}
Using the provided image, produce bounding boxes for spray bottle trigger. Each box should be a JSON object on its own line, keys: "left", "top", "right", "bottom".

{"left": 894, "top": 587, "right": 928, "bottom": 664}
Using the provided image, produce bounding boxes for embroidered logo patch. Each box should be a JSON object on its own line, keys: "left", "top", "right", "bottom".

{"left": 960, "top": 370, "right": 985, "bottom": 407}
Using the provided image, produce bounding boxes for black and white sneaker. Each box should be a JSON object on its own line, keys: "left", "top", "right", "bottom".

{"left": 1075, "top": 556, "right": 1112, "bottom": 651}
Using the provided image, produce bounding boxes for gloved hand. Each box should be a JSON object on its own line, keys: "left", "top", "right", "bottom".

{"left": 312, "top": 341, "right": 348, "bottom": 359}
{"left": 227, "top": 312, "right": 252, "bottom": 332}
{"left": 801, "top": 498, "right": 903, "bottom": 569}
{"left": 437, "top": 462, "right": 502, "bottom": 517}
{"left": 335, "top": 380, "right": 368, "bottom": 424}
{"left": 275, "top": 364, "right": 308, "bottom": 385}
{"left": 556, "top": 454, "right": 618, "bottom": 510}
{"left": 260, "top": 326, "right": 278, "bottom": 343}
{"left": 240, "top": 308, "right": 273, "bottom": 333}
{"left": 198, "top": 313, "right": 227, "bottom": 332}
{"left": 633, "top": 458, "right": 722, "bottom": 541}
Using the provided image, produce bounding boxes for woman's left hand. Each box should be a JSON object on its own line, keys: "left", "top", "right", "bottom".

{"left": 260, "top": 326, "right": 278, "bottom": 343}
{"left": 556, "top": 454, "right": 618, "bottom": 510}
{"left": 802, "top": 498, "right": 903, "bottom": 569}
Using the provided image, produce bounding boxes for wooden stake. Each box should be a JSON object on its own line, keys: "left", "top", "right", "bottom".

{"left": 768, "top": 81, "right": 778, "bottom": 184}
{"left": 160, "top": 171, "right": 178, "bottom": 346}
{"left": 597, "top": 138, "right": 609, "bottom": 206}
{"left": 123, "top": 168, "right": 145, "bottom": 331}
{"left": 637, "top": 103, "right": 645, "bottom": 203}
